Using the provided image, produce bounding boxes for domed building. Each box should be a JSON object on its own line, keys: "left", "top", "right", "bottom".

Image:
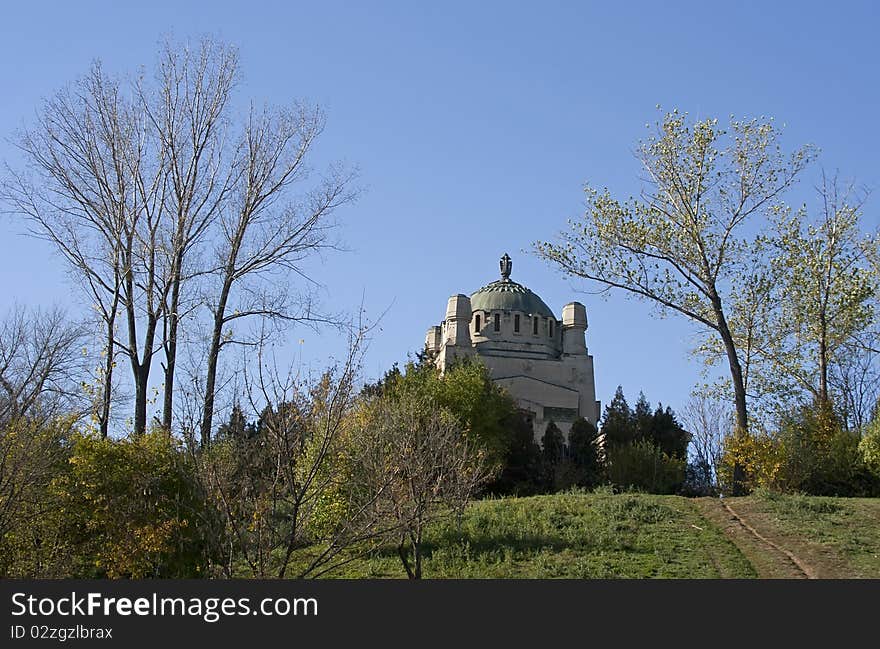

{"left": 425, "top": 253, "right": 600, "bottom": 441}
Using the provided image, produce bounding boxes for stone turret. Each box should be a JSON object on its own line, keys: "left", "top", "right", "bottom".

{"left": 424, "top": 325, "right": 442, "bottom": 354}
{"left": 562, "top": 302, "right": 587, "bottom": 356}
{"left": 444, "top": 294, "right": 473, "bottom": 346}
{"left": 436, "top": 294, "right": 474, "bottom": 368}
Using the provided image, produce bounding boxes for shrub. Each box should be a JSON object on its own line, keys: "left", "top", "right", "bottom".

{"left": 860, "top": 419, "right": 880, "bottom": 476}
{"left": 55, "top": 429, "right": 213, "bottom": 577}
{"left": 720, "top": 404, "right": 880, "bottom": 496}
{"left": 606, "top": 439, "right": 685, "bottom": 494}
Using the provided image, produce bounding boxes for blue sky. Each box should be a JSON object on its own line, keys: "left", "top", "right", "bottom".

{"left": 1, "top": 1, "right": 878, "bottom": 419}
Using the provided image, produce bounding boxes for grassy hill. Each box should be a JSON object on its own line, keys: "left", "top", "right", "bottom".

{"left": 316, "top": 491, "right": 880, "bottom": 579}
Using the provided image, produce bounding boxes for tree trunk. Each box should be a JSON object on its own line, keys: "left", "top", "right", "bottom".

{"left": 711, "top": 296, "right": 749, "bottom": 435}
{"left": 412, "top": 537, "right": 422, "bottom": 580}
{"left": 818, "top": 313, "right": 829, "bottom": 406}
{"left": 162, "top": 259, "right": 183, "bottom": 431}
{"left": 200, "top": 278, "right": 232, "bottom": 446}
{"left": 133, "top": 362, "right": 149, "bottom": 436}
{"left": 711, "top": 293, "right": 748, "bottom": 495}
{"left": 397, "top": 541, "right": 415, "bottom": 579}
{"left": 99, "top": 312, "right": 115, "bottom": 439}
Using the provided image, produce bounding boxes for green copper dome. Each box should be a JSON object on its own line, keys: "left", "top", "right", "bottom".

{"left": 470, "top": 254, "right": 555, "bottom": 317}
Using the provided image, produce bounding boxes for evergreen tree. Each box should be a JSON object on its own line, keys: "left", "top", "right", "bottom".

{"left": 601, "top": 386, "right": 635, "bottom": 446}
{"left": 568, "top": 417, "right": 602, "bottom": 487}
{"left": 216, "top": 404, "right": 256, "bottom": 441}
{"left": 541, "top": 421, "right": 565, "bottom": 464}
{"left": 633, "top": 392, "right": 653, "bottom": 442}
{"left": 360, "top": 363, "right": 402, "bottom": 398}
{"left": 650, "top": 404, "right": 690, "bottom": 459}
{"left": 487, "top": 410, "right": 543, "bottom": 495}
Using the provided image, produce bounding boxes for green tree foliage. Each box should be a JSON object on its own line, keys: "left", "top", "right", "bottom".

{"left": 770, "top": 176, "right": 876, "bottom": 409}
{"left": 651, "top": 404, "right": 690, "bottom": 460}
{"left": 349, "top": 390, "right": 490, "bottom": 579}
{"left": 633, "top": 392, "right": 653, "bottom": 440}
{"left": 600, "top": 388, "right": 690, "bottom": 493}
{"left": 535, "top": 109, "right": 815, "bottom": 437}
{"left": 487, "top": 410, "right": 543, "bottom": 496}
{"left": 713, "top": 175, "right": 878, "bottom": 424}
{"left": 567, "top": 417, "right": 602, "bottom": 488}
{"left": 370, "top": 357, "right": 520, "bottom": 472}
{"left": 860, "top": 418, "right": 880, "bottom": 476}
{"left": 720, "top": 403, "right": 880, "bottom": 496}
{"left": 540, "top": 420, "right": 566, "bottom": 490}
{"left": 216, "top": 404, "right": 257, "bottom": 441}
{"left": 601, "top": 386, "right": 634, "bottom": 447}
{"left": 541, "top": 420, "right": 565, "bottom": 464}
{"left": 8, "top": 428, "right": 213, "bottom": 578}
{"left": 199, "top": 360, "right": 382, "bottom": 578}
{"left": 606, "top": 439, "right": 686, "bottom": 494}
{"left": 0, "top": 415, "right": 76, "bottom": 577}
{"left": 601, "top": 387, "right": 689, "bottom": 457}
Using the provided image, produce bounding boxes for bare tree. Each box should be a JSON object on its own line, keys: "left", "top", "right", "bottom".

{"left": 681, "top": 391, "right": 732, "bottom": 492}
{"left": 0, "top": 306, "right": 88, "bottom": 425}
{"left": 3, "top": 36, "right": 354, "bottom": 439}
{"left": 198, "top": 325, "right": 386, "bottom": 578}
{"left": 351, "top": 392, "right": 491, "bottom": 579}
{"left": 4, "top": 62, "right": 168, "bottom": 436}
{"left": 830, "top": 331, "right": 880, "bottom": 432}
{"left": 141, "top": 38, "right": 239, "bottom": 431}
{"left": 0, "top": 307, "right": 85, "bottom": 566}
{"left": 199, "top": 103, "right": 356, "bottom": 444}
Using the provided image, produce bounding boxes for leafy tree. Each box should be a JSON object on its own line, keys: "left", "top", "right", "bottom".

{"left": 53, "top": 429, "right": 213, "bottom": 578}
{"left": 200, "top": 334, "right": 385, "bottom": 578}
{"left": 350, "top": 391, "right": 490, "bottom": 579}
{"left": 606, "top": 439, "right": 686, "bottom": 494}
{"left": 535, "top": 109, "right": 815, "bottom": 439}
{"left": 0, "top": 415, "right": 76, "bottom": 577}
{"left": 768, "top": 175, "right": 876, "bottom": 410}
{"left": 860, "top": 418, "right": 880, "bottom": 476}
{"left": 216, "top": 403, "right": 256, "bottom": 441}
{"left": 375, "top": 357, "right": 520, "bottom": 471}
{"left": 721, "top": 402, "right": 879, "bottom": 496}
{"left": 712, "top": 174, "right": 878, "bottom": 426}
{"left": 359, "top": 363, "right": 402, "bottom": 398}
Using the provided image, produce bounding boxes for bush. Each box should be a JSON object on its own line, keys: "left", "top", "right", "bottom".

{"left": 860, "top": 419, "right": 880, "bottom": 476}
{"left": 55, "top": 429, "right": 213, "bottom": 577}
{"left": 606, "top": 439, "right": 685, "bottom": 494}
{"left": 720, "top": 404, "right": 880, "bottom": 496}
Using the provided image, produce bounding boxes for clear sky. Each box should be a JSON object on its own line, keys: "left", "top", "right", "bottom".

{"left": 1, "top": 1, "right": 878, "bottom": 419}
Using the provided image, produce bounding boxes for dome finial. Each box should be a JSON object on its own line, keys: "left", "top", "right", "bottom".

{"left": 500, "top": 253, "right": 512, "bottom": 280}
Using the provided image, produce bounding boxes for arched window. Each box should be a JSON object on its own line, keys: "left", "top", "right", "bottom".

{"left": 514, "top": 314, "right": 520, "bottom": 333}
{"left": 494, "top": 313, "right": 500, "bottom": 332}
{"left": 475, "top": 314, "right": 481, "bottom": 332}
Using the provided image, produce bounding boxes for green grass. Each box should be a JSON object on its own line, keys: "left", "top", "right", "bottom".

{"left": 313, "top": 491, "right": 756, "bottom": 579}
{"left": 745, "top": 491, "right": 880, "bottom": 577}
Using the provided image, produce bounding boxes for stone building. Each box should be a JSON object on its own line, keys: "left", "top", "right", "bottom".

{"left": 425, "top": 253, "right": 600, "bottom": 441}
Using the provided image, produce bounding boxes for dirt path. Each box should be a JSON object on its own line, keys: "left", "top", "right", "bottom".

{"left": 694, "top": 497, "right": 816, "bottom": 579}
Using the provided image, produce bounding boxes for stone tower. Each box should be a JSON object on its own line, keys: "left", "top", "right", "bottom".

{"left": 426, "top": 254, "right": 600, "bottom": 441}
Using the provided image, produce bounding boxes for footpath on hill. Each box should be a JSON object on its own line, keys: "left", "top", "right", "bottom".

{"left": 693, "top": 496, "right": 880, "bottom": 579}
